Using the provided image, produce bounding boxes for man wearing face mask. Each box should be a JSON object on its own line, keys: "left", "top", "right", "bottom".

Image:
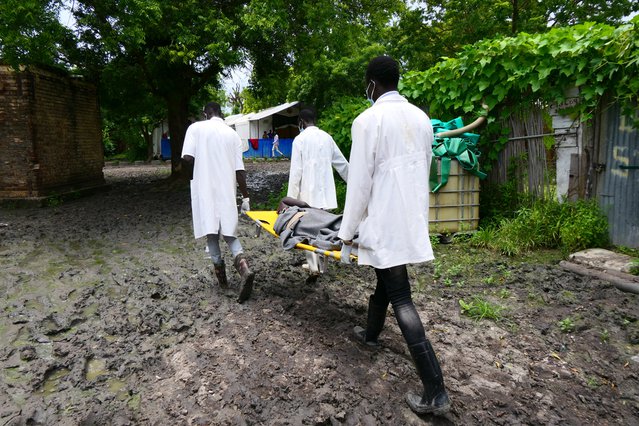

{"left": 338, "top": 56, "right": 451, "bottom": 415}
{"left": 287, "top": 107, "right": 349, "bottom": 282}
{"left": 181, "top": 101, "right": 255, "bottom": 303}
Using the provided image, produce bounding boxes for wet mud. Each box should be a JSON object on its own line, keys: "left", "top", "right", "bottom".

{"left": 0, "top": 161, "right": 637, "bottom": 425}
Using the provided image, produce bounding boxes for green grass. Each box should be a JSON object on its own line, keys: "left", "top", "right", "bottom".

{"left": 482, "top": 276, "right": 496, "bottom": 285}
{"left": 558, "top": 317, "right": 575, "bottom": 333}
{"left": 470, "top": 198, "right": 609, "bottom": 256}
{"left": 497, "top": 288, "right": 511, "bottom": 299}
{"left": 526, "top": 290, "right": 546, "bottom": 306}
{"left": 459, "top": 296, "right": 504, "bottom": 321}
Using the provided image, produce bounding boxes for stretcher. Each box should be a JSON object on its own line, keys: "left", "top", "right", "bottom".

{"left": 245, "top": 210, "right": 357, "bottom": 263}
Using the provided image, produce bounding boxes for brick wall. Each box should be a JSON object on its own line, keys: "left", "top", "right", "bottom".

{"left": 0, "top": 65, "right": 105, "bottom": 199}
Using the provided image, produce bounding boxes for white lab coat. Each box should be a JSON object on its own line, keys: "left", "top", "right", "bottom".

{"left": 182, "top": 117, "right": 245, "bottom": 239}
{"left": 338, "top": 92, "right": 434, "bottom": 268}
{"left": 287, "top": 126, "right": 349, "bottom": 210}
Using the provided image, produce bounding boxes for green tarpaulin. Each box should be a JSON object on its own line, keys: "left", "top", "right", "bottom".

{"left": 429, "top": 117, "right": 487, "bottom": 193}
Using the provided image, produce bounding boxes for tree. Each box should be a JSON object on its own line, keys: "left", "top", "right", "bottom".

{"left": 64, "top": 0, "right": 248, "bottom": 175}
{"left": 227, "top": 84, "right": 244, "bottom": 115}
{"left": 0, "top": 0, "right": 70, "bottom": 68}
{"left": 1, "top": 0, "right": 251, "bottom": 175}
{"left": 239, "top": 0, "right": 404, "bottom": 112}
{"left": 1, "top": 0, "right": 405, "bottom": 174}
{"left": 99, "top": 59, "right": 167, "bottom": 161}
{"left": 385, "top": 0, "right": 639, "bottom": 72}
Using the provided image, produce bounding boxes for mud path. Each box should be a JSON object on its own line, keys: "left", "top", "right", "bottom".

{"left": 0, "top": 161, "right": 637, "bottom": 425}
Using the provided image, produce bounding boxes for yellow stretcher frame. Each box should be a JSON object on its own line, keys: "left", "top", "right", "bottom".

{"left": 245, "top": 211, "right": 357, "bottom": 262}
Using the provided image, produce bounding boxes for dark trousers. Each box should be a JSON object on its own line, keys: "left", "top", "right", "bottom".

{"left": 372, "top": 265, "right": 427, "bottom": 347}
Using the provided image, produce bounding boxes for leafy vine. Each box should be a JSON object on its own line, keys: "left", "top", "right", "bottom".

{"left": 399, "top": 19, "right": 639, "bottom": 163}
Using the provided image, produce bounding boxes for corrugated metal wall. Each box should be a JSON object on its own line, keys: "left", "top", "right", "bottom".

{"left": 596, "top": 102, "right": 639, "bottom": 248}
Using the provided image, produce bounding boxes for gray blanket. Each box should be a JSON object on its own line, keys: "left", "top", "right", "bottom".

{"left": 273, "top": 206, "right": 344, "bottom": 251}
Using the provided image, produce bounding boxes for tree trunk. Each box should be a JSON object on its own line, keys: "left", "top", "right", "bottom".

{"left": 166, "top": 95, "right": 191, "bottom": 177}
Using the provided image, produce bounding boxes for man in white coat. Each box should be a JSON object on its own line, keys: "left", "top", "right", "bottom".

{"left": 338, "top": 56, "right": 451, "bottom": 415}
{"left": 287, "top": 107, "right": 349, "bottom": 281}
{"left": 181, "top": 101, "right": 255, "bottom": 303}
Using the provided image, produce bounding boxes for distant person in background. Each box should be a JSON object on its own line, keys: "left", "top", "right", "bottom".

{"left": 267, "top": 129, "right": 274, "bottom": 139}
{"left": 287, "top": 107, "right": 349, "bottom": 282}
{"left": 181, "top": 101, "right": 255, "bottom": 303}
{"left": 262, "top": 130, "right": 268, "bottom": 139}
{"left": 272, "top": 131, "right": 283, "bottom": 157}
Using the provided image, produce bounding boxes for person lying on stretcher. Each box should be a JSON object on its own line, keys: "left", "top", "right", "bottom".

{"left": 273, "top": 197, "right": 357, "bottom": 260}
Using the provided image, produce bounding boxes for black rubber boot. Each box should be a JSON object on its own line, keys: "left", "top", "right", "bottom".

{"left": 405, "top": 340, "right": 451, "bottom": 415}
{"left": 234, "top": 254, "right": 255, "bottom": 303}
{"left": 213, "top": 262, "right": 228, "bottom": 289}
{"left": 353, "top": 295, "right": 388, "bottom": 347}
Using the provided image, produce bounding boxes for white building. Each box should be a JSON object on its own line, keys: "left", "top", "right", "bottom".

{"left": 226, "top": 101, "right": 300, "bottom": 140}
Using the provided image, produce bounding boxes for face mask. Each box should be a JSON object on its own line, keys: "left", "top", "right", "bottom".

{"left": 365, "top": 80, "right": 376, "bottom": 106}
{"left": 298, "top": 123, "right": 304, "bottom": 133}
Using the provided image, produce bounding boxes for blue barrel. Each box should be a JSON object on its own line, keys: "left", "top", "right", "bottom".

{"left": 161, "top": 138, "right": 171, "bottom": 160}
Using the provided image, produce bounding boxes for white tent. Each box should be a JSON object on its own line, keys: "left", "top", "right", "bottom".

{"left": 225, "top": 101, "right": 300, "bottom": 140}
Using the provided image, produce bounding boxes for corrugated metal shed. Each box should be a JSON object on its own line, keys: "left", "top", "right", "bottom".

{"left": 596, "top": 102, "right": 639, "bottom": 248}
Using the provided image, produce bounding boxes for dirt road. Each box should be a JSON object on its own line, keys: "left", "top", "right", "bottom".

{"left": 0, "top": 161, "right": 637, "bottom": 425}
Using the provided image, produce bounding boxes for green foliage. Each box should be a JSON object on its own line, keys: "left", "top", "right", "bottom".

{"left": 385, "top": 0, "right": 639, "bottom": 75}
{"left": 45, "top": 195, "right": 62, "bottom": 207}
{"left": 586, "top": 376, "right": 601, "bottom": 388}
{"left": 243, "top": 0, "right": 401, "bottom": 111}
{"left": 471, "top": 198, "right": 609, "bottom": 256}
{"left": 243, "top": 70, "right": 292, "bottom": 113}
{"left": 102, "top": 118, "right": 148, "bottom": 162}
{"left": 400, "top": 21, "right": 639, "bottom": 165}
{"left": 611, "top": 246, "right": 639, "bottom": 275}
{"left": 65, "top": 0, "right": 252, "bottom": 169}
{"left": 102, "top": 125, "right": 116, "bottom": 158}
{"left": 482, "top": 276, "right": 495, "bottom": 285}
{"left": 558, "top": 317, "right": 575, "bottom": 333}
{"left": 559, "top": 200, "right": 610, "bottom": 253}
{"left": 253, "top": 182, "right": 288, "bottom": 211}
{"left": 498, "top": 288, "right": 511, "bottom": 299}
{"left": 238, "top": 87, "right": 262, "bottom": 114}
{"left": 318, "top": 96, "right": 369, "bottom": 156}
{"left": 193, "top": 85, "right": 228, "bottom": 113}
{"left": 0, "top": 0, "right": 71, "bottom": 69}
{"left": 287, "top": 44, "right": 386, "bottom": 111}
{"left": 480, "top": 173, "right": 608, "bottom": 255}
{"left": 459, "top": 296, "right": 504, "bottom": 321}
{"left": 334, "top": 179, "right": 347, "bottom": 214}
{"left": 615, "top": 246, "right": 639, "bottom": 257}
{"left": 479, "top": 180, "right": 533, "bottom": 227}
